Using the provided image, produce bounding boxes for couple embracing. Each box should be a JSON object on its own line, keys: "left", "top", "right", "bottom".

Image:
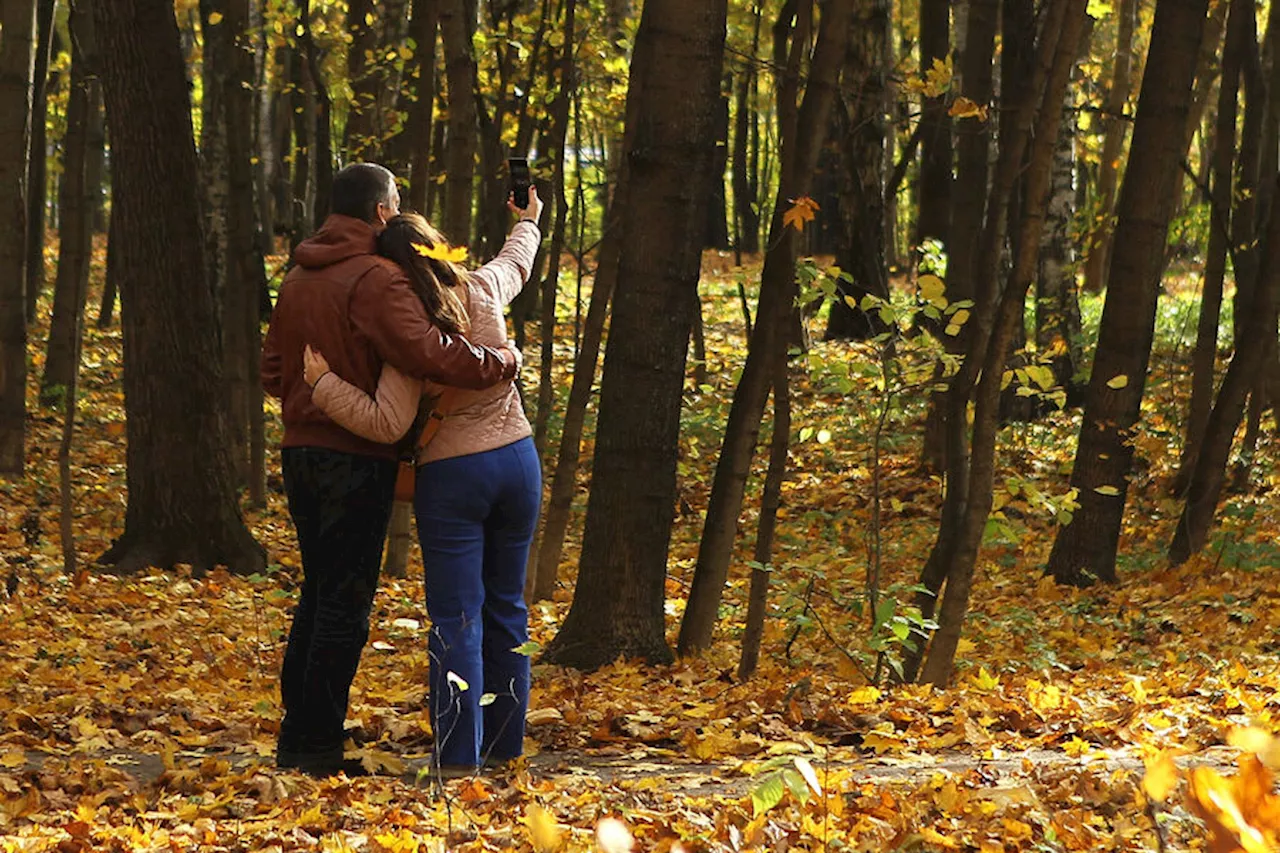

{"left": 261, "top": 163, "right": 544, "bottom": 778}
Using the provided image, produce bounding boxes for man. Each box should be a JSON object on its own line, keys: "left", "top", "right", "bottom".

{"left": 261, "top": 163, "right": 519, "bottom": 777}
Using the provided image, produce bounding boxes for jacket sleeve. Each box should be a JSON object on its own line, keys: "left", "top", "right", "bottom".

{"left": 350, "top": 265, "right": 517, "bottom": 389}
{"left": 310, "top": 364, "right": 420, "bottom": 444}
{"left": 261, "top": 304, "right": 284, "bottom": 400}
{"left": 472, "top": 220, "right": 541, "bottom": 307}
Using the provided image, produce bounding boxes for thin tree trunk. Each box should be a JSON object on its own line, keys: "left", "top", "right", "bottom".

{"left": 917, "top": 0, "right": 996, "bottom": 465}
{"left": 1172, "top": 0, "right": 1245, "bottom": 497}
{"left": 382, "top": 500, "right": 413, "bottom": 578}
{"left": 1082, "top": 0, "right": 1136, "bottom": 294}
{"left": 903, "top": 0, "right": 1069, "bottom": 683}
{"left": 678, "top": 0, "right": 854, "bottom": 656}
{"left": 342, "top": 0, "right": 380, "bottom": 158}
{"left": 41, "top": 2, "right": 100, "bottom": 408}
{"left": 23, "top": 0, "right": 56, "bottom": 325}
{"left": 1169, "top": 176, "right": 1280, "bottom": 564}
{"left": 1047, "top": 0, "right": 1211, "bottom": 586}
{"left": 731, "top": 6, "right": 762, "bottom": 258}
{"left": 1035, "top": 91, "right": 1083, "bottom": 392}
{"left": 737, "top": 352, "right": 790, "bottom": 681}
{"left": 0, "top": 0, "right": 38, "bottom": 476}
{"left": 298, "top": 0, "right": 332, "bottom": 229}
{"left": 916, "top": 0, "right": 951, "bottom": 258}
{"left": 439, "top": 0, "right": 478, "bottom": 243}
{"left": 199, "top": 0, "right": 229, "bottom": 318}
{"left": 225, "top": 0, "right": 267, "bottom": 504}
{"left": 532, "top": 0, "right": 576, "bottom": 461}
{"left": 918, "top": 0, "right": 1090, "bottom": 686}
{"left": 96, "top": 207, "right": 117, "bottom": 327}
{"left": 527, "top": 211, "right": 625, "bottom": 600}
{"left": 405, "top": 0, "right": 438, "bottom": 215}
{"left": 824, "top": 0, "right": 892, "bottom": 341}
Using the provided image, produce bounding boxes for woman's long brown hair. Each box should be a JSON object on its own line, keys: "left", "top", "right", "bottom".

{"left": 377, "top": 213, "right": 471, "bottom": 336}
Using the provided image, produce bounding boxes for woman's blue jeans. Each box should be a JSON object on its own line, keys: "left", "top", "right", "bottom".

{"left": 414, "top": 437, "right": 540, "bottom": 769}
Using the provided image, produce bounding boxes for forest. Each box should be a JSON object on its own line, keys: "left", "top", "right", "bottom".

{"left": 1, "top": 0, "right": 1279, "bottom": 848}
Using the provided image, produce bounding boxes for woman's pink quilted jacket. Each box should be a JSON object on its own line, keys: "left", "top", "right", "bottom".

{"left": 310, "top": 220, "right": 540, "bottom": 463}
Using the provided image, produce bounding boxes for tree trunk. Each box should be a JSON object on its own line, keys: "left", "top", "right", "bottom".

{"left": 199, "top": 0, "right": 229, "bottom": 318}
{"left": 382, "top": 500, "right": 414, "bottom": 578}
{"left": 1082, "top": 0, "right": 1136, "bottom": 294}
{"left": 1035, "top": 92, "right": 1083, "bottom": 392}
{"left": 705, "top": 89, "right": 731, "bottom": 250}
{"left": 224, "top": 0, "right": 267, "bottom": 504}
{"left": 91, "top": 0, "right": 266, "bottom": 576}
{"left": 405, "top": 0, "right": 438, "bottom": 215}
{"left": 1046, "top": 0, "right": 1209, "bottom": 586}
{"left": 23, "top": 0, "right": 56, "bottom": 325}
{"left": 1171, "top": 0, "right": 1246, "bottom": 497}
{"left": 918, "top": 0, "right": 1089, "bottom": 686}
{"left": 916, "top": 0, "right": 951, "bottom": 260}
{"left": 917, "top": 0, "right": 996, "bottom": 466}
{"left": 532, "top": 0, "right": 576, "bottom": 461}
{"left": 298, "top": 0, "right": 332, "bottom": 229}
{"left": 41, "top": 2, "right": 101, "bottom": 408}
{"left": 824, "top": 0, "right": 892, "bottom": 341}
{"left": 737, "top": 352, "right": 790, "bottom": 681}
{"left": 97, "top": 207, "right": 117, "bottom": 327}
{"left": 439, "top": 0, "right": 478, "bottom": 243}
{"left": 731, "top": 34, "right": 761, "bottom": 257}
{"left": 903, "top": 0, "right": 1069, "bottom": 683}
{"left": 0, "top": 0, "right": 37, "bottom": 476}
{"left": 1168, "top": 176, "right": 1280, "bottom": 565}
{"left": 342, "top": 0, "right": 381, "bottom": 159}
{"left": 541, "top": 0, "right": 727, "bottom": 669}
{"left": 678, "top": 0, "right": 853, "bottom": 656}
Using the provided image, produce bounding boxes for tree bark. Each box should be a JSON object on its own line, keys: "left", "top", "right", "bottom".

{"left": 918, "top": 0, "right": 1090, "bottom": 686}
{"left": 297, "top": 0, "right": 332, "bottom": 229}
{"left": 41, "top": 2, "right": 101, "bottom": 408}
{"left": 1169, "top": 176, "right": 1280, "bottom": 565}
{"left": 903, "top": 0, "right": 1069, "bottom": 683}
{"left": 917, "top": 0, "right": 996, "bottom": 465}
{"left": 342, "top": 0, "right": 381, "bottom": 158}
{"left": 737, "top": 352, "right": 790, "bottom": 681}
{"left": 532, "top": 0, "right": 576, "bottom": 461}
{"left": 1082, "top": 0, "right": 1136, "bottom": 294}
{"left": 1171, "top": 0, "right": 1246, "bottom": 497}
{"left": 915, "top": 0, "right": 951, "bottom": 259}
{"left": 224, "top": 0, "right": 267, "bottom": 504}
{"left": 439, "top": 0, "right": 478, "bottom": 243}
{"left": 705, "top": 89, "right": 731, "bottom": 250}
{"left": 1035, "top": 92, "right": 1084, "bottom": 392}
{"left": 1046, "top": 0, "right": 1210, "bottom": 586}
{"left": 542, "top": 0, "right": 727, "bottom": 669}
{"left": 678, "top": 0, "right": 853, "bottom": 656}
{"left": 824, "top": 0, "right": 892, "bottom": 341}
{"left": 91, "top": 0, "right": 266, "bottom": 575}
{"left": 23, "top": 0, "right": 56, "bottom": 325}
{"left": 405, "top": 0, "right": 438, "bottom": 215}
{"left": 199, "top": 0, "right": 229, "bottom": 318}
{"left": 0, "top": 0, "right": 37, "bottom": 476}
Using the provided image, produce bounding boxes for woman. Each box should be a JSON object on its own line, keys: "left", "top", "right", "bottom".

{"left": 302, "top": 188, "right": 543, "bottom": 775}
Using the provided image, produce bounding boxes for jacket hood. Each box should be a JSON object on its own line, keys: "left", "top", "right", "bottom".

{"left": 293, "top": 214, "right": 380, "bottom": 270}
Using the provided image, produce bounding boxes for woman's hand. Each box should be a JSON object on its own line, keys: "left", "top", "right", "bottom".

{"left": 303, "top": 344, "right": 331, "bottom": 388}
{"left": 508, "top": 185, "right": 544, "bottom": 224}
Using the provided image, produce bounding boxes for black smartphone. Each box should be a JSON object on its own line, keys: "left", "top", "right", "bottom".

{"left": 508, "top": 158, "right": 531, "bottom": 209}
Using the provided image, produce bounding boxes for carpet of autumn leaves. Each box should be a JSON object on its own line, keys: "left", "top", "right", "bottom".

{"left": 2, "top": 242, "right": 1280, "bottom": 852}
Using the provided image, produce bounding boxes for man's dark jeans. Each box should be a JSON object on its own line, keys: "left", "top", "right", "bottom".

{"left": 277, "top": 447, "right": 397, "bottom": 767}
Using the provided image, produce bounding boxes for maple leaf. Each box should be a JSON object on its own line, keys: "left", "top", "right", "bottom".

{"left": 783, "top": 196, "right": 820, "bottom": 232}
{"left": 948, "top": 96, "right": 989, "bottom": 121}
{"left": 412, "top": 241, "right": 468, "bottom": 263}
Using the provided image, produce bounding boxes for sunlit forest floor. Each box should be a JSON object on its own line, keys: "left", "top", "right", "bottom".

{"left": 2, "top": 238, "right": 1279, "bottom": 851}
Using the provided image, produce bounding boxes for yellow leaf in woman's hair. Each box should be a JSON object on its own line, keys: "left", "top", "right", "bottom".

{"left": 412, "top": 241, "right": 468, "bottom": 263}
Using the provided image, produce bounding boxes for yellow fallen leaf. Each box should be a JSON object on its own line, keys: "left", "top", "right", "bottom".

{"left": 1142, "top": 752, "right": 1179, "bottom": 803}
{"left": 526, "top": 803, "right": 563, "bottom": 853}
